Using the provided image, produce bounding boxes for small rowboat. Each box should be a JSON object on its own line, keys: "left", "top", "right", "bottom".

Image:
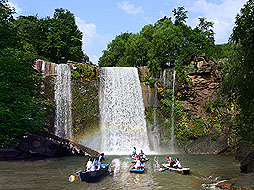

{"left": 132, "top": 158, "right": 149, "bottom": 163}
{"left": 162, "top": 164, "right": 190, "bottom": 175}
{"left": 77, "top": 164, "right": 109, "bottom": 182}
{"left": 129, "top": 163, "right": 145, "bottom": 173}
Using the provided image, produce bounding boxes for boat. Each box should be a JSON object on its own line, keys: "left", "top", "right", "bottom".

{"left": 161, "top": 164, "right": 190, "bottom": 175}
{"left": 77, "top": 164, "right": 109, "bottom": 182}
{"left": 131, "top": 157, "right": 149, "bottom": 163}
{"left": 129, "top": 163, "right": 145, "bottom": 174}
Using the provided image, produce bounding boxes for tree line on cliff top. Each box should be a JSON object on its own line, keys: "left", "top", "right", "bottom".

{"left": 0, "top": 0, "right": 253, "bottom": 147}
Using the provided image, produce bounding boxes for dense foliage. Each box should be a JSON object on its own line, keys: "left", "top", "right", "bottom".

{"left": 0, "top": 0, "right": 87, "bottom": 147}
{"left": 222, "top": 0, "right": 254, "bottom": 143}
{"left": 13, "top": 8, "right": 87, "bottom": 64}
{"left": 99, "top": 6, "right": 215, "bottom": 72}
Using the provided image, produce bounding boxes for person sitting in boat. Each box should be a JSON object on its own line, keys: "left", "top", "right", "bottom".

{"left": 173, "top": 158, "right": 182, "bottom": 169}
{"left": 90, "top": 158, "right": 98, "bottom": 171}
{"left": 98, "top": 153, "right": 105, "bottom": 163}
{"left": 139, "top": 150, "right": 146, "bottom": 160}
{"left": 134, "top": 153, "right": 139, "bottom": 160}
{"left": 167, "top": 156, "right": 175, "bottom": 167}
{"left": 135, "top": 157, "right": 141, "bottom": 169}
{"left": 97, "top": 160, "right": 103, "bottom": 170}
{"left": 86, "top": 158, "right": 93, "bottom": 171}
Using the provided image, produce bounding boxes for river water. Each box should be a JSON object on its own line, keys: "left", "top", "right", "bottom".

{"left": 0, "top": 154, "right": 240, "bottom": 190}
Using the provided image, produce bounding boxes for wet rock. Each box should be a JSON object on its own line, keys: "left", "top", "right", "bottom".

{"left": 0, "top": 134, "right": 100, "bottom": 161}
{"left": 184, "top": 135, "right": 229, "bottom": 154}
{"left": 17, "top": 134, "right": 60, "bottom": 157}
{"left": 216, "top": 173, "right": 254, "bottom": 189}
{"left": 236, "top": 142, "right": 254, "bottom": 173}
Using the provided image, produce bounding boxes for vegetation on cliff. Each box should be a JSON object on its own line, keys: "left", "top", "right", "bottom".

{"left": 222, "top": 0, "right": 254, "bottom": 143}
{"left": 0, "top": 0, "right": 88, "bottom": 147}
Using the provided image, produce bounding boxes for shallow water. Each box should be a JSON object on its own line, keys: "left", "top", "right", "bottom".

{"left": 0, "top": 154, "right": 240, "bottom": 190}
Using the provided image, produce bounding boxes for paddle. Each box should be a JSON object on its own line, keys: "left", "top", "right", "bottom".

{"left": 158, "top": 164, "right": 169, "bottom": 172}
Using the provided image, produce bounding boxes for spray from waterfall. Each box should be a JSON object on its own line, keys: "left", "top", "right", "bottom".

{"left": 99, "top": 67, "right": 150, "bottom": 155}
{"left": 54, "top": 64, "right": 73, "bottom": 140}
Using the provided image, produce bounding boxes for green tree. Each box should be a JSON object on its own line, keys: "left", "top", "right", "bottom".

{"left": 172, "top": 6, "right": 188, "bottom": 25}
{"left": 45, "top": 8, "right": 84, "bottom": 63}
{"left": 0, "top": 49, "right": 50, "bottom": 147}
{"left": 0, "top": 0, "right": 17, "bottom": 49}
{"left": 223, "top": 0, "right": 254, "bottom": 142}
{"left": 99, "top": 32, "right": 131, "bottom": 67}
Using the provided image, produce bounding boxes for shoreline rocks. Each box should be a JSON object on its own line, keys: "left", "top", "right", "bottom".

{"left": 216, "top": 173, "right": 254, "bottom": 190}
{"left": 0, "top": 134, "right": 99, "bottom": 161}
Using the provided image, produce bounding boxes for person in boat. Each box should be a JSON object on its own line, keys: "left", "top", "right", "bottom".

{"left": 134, "top": 153, "right": 139, "bottom": 161}
{"left": 134, "top": 156, "right": 141, "bottom": 169}
{"left": 173, "top": 158, "right": 182, "bottom": 169}
{"left": 86, "top": 158, "right": 93, "bottom": 171}
{"left": 97, "top": 159, "right": 103, "bottom": 170}
{"left": 132, "top": 147, "right": 136, "bottom": 157}
{"left": 90, "top": 158, "right": 98, "bottom": 171}
{"left": 139, "top": 150, "right": 146, "bottom": 160}
{"left": 98, "top": 153, "right": 105, "bottom": 163}
{"left": 167, "top": 156, "right": 175, "bottom": 167}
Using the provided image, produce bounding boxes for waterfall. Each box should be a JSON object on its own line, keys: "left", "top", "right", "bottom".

{"left": 170, "top": 69, "right": 176, "bottom": 153}
{"left": 99, "top": 67, "right": 150, "bottom": 155}
{"left": 54, "top": 64, "right": 73, "bottom": 140}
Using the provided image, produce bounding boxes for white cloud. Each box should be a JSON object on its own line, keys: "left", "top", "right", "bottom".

{"left": 117, "top": 1, "right": 143, "bottom": 15}
{"left": 187, "top": 0, "right": 247, "bottom": 44}
{"left": 76, "top": 17, "right": 113, "bottom": 65}
{"left": 7, "top": 1, "right": 22, "bottom": 14}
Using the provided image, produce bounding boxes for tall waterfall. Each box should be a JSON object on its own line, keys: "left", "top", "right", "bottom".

{"left": 54, "top": 64, "right": 73, "bottom": 140}
{"left": 99, "top": 67, "right": 150, "bottom": 155}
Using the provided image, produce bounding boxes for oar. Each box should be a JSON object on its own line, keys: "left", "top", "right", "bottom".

{"left": 158, "top": 164, "right": 168, "bottom": 172}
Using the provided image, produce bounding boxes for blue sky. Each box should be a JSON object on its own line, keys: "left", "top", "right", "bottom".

{"left": 8, "top": 0, "right": 247, "bottom": 64}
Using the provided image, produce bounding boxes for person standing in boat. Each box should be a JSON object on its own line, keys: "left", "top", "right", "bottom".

{"left": 167, "top": 156, "right": 175, "bottom": 167}
{"left": 98, "top": 153, "right": 105, "bottom": 163}
{"left": 173, "top": 158, "right": 182, "bottom": 169}
{"left": 132, "top": 147, "right": 136, "bottom": 157}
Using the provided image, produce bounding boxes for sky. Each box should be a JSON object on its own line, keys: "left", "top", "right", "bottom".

{"left": 8, "top": 0, "right": 247, "bottom": 65}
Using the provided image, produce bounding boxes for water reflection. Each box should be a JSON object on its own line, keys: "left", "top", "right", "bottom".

{"left": 0, "top": 155, "right": 240, "bottom": 190}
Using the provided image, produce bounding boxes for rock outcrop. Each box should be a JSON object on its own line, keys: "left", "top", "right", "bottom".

{"left": 216, "top": 173, "right": 254, "bottom": 189}
{"left": 184, "top": 135, "right": 229, "bottom": 154}
{"left": 0, "top": 134, "right": 99, "bottom": 161}
{"left": 236, "top": 142, "right": 254, "bottom": 173}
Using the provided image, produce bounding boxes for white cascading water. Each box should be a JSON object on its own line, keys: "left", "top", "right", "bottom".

{"left": 99, "top": 67, "right": 150, "bottom": 155}
{"left": 170, "top": 69, "right": 176, "bottom": 153}
{"left": 54, "top": 64, "right": 73, "bottom": 140}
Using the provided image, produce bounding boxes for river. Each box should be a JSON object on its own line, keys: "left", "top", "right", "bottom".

{"left": 0, "top": 154, "right": 240, "bottom": 190}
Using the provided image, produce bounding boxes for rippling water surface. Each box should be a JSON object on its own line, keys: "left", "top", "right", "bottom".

{"left": 0, "top": 154, "right": 240, "bottom": 190}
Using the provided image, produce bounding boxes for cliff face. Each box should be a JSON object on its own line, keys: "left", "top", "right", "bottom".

{"left": 34, "top": 60, "right": 100, "bottom": 142}
{"left": 35, "top": 58, "right": 236, "bottom": 154}
{"left": 138, "top": 56, "right": 237, "bottom": 154}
